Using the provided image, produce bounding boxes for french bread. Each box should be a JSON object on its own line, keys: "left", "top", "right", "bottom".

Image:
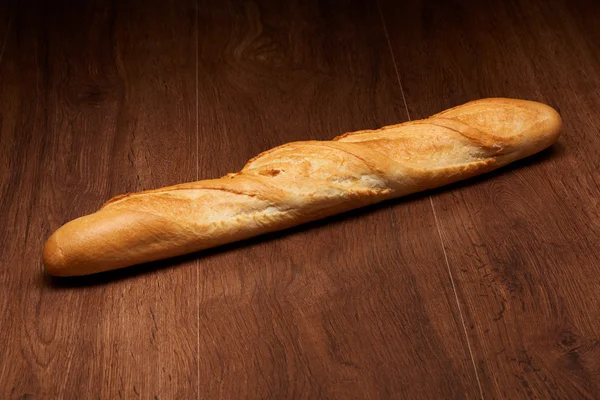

{"left": 43, "top": 98, "right": 562, "bottom": 276}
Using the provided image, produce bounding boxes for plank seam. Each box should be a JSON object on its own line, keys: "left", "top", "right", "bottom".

{"left": 429, "top": 197, "right": 485, "bottom": 400}
{"left": 375, "top": 1, "right": 484, "bottom": 398}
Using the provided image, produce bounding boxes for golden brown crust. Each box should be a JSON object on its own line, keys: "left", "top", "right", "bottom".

{"left": 43, "top": 98, "right": 562, "bottom": 276}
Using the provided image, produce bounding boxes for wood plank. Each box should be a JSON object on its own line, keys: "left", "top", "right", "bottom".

{"left": 193, "top": 0, "right": 480, "bottom": 398}
{"left": 0, "top": 0, "right": 198, "bottom": 398}
{"left": 0, "top": 3, "right": 52, "bottom": 396}
{"left": 381, "top": 0, "right": 600, "bottom": 397}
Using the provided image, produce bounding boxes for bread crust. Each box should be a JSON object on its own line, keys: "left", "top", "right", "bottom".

{"left": 43, "top": 98, "right": 562, "bottom": 276}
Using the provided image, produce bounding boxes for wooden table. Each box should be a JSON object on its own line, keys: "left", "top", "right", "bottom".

{"left": 1, "top": 0, "right": 599, "bottom": 398}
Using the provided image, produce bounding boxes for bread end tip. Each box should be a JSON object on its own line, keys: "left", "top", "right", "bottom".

{"left": 43, "top": 231, "right": 69, "bottom": 277}
{"left": 536, "top": 101, "right": 563, "bottom": 150}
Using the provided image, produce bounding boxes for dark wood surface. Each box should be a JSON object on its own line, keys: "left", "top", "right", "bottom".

{"left": 0, "top": 0, "right": 598, "bottom": 398}
{"left": 380, "top": 0, "right": 600, "bottom": 398}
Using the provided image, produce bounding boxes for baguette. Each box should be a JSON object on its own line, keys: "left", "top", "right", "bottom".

{"left": 43, "top": 98, "right": 562, "bottom": 276}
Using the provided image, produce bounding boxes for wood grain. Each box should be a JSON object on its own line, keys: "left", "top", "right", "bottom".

{"left": 381, "top": 0, "right": 600, "bottom": 397}
{"left": 0, "top": 3, "right": 51, "bottom": 396}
